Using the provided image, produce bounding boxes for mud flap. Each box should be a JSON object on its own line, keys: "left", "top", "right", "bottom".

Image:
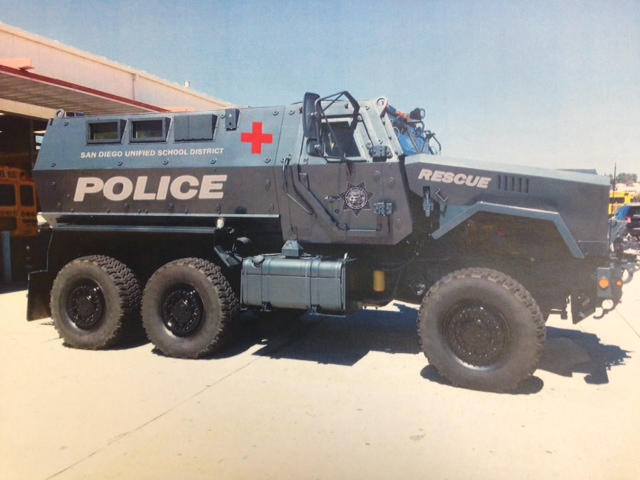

{"left": 27, "top": 270, "right": 55, "bottom": 321}
{"left": 570, "top": 291, "right": 596, "bottom": 324}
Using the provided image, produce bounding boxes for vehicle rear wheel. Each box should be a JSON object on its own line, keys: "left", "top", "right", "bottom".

{"left": 50, "top": 255, "right": 141, "bottom": 349}
{"left": 141, "top": 258, "right": 239, "bottom": 358}
{"left": 417, "top": 268, "right": 545, "bottom": 392}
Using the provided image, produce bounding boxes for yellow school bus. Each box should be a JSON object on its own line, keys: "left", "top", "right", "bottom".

{"left": 609, "top": 190, "right": 635, "bottom": 216}
{"left": 0, "top": 166, "right": 38, "bottom": 237}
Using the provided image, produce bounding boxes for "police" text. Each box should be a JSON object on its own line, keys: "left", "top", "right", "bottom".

{"left": 73, "top": 175, "right": 227, "bottom": 202}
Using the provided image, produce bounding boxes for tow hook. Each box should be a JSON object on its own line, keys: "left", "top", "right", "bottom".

{"left": 593, "top": 298, "right": 620, "bottom": 320}
{"left": 619, "top": 260, "right": 637, "bottom": 284}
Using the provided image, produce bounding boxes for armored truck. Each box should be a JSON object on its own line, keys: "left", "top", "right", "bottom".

{"left": 27, "top": 91, "right": 623, "bottom": 391}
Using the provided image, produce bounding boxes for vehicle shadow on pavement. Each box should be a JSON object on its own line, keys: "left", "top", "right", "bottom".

{"left": 229, "top": 303, "right": 421, "bottom": 366}
{"left": 228, "top": 304, "right": 631, "bottom": 395}
{"left": 419, "top": 365, "right": 546, "bottom": 394}
{"left": 538, "top": 326, "right": 631, "bottom": 385}
{"left": 0, "top": 281, "right": 28, "bottom": 294}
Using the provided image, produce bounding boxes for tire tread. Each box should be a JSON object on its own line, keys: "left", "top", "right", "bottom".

{"left": 51, "top": 255, "right": 141, "bottom": 349}
{"left": 417, "top": 267, "right": 545, "bottom": 391}
{"left": 142, "top": 257, "right": 239, "bottom": 358}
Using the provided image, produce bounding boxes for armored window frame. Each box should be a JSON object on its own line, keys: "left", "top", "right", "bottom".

{"left": 87, "top": 120, "right": 125, "bottom": 144}
{"left": 174, "top": 114, "right": 217, "bottom": 142}
{"left": 130, "top": 118, "right": 170, "bottom": 143}
{"left": 321, "top": 121, "right": 360, "bottom": 158}
{"left": 318, "top": 119, "right": 371, "bottom": 162}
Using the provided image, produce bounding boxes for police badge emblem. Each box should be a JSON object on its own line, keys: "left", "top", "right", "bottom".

{"left": 339, "top": 182, "right": 373, "bottom": 216}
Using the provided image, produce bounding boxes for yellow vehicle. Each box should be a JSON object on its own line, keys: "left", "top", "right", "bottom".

{"left": 609, "top": 190, "right": 635, "bottom": 216}
{"left": 0, "top": 166, "right": 38, "bottom": 237}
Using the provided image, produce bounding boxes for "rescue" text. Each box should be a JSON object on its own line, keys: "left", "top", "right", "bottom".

{"left": 418, "top": 169, "right": 491, "bottom": 189}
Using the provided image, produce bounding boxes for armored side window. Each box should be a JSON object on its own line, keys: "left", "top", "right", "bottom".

{"left": 174, "top": 114, "right": 217, "bottom": 142}
{"left": 87, "top": 120, "right": 125, "bottom": 143}
{"left": 130, "top": 118, "right": 170, "bottom": 142}
{"left": 321, "top": 121, "right": 360, "bottom": 158}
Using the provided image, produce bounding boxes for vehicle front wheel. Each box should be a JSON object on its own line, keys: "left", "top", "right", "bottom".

{"left": 141, "top": 258, "right": 239, "bottom": 358}
{"left": 417, "top": 268, "right": 545, "bottom": 392}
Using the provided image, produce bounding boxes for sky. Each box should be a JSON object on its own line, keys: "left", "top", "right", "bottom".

{"left": 1, "top": 0, "right": 639, "bottom": 176}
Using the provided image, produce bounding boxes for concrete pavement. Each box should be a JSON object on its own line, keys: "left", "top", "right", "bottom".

{"left": 1, "top": 264, "right": 639, "bottom": 480}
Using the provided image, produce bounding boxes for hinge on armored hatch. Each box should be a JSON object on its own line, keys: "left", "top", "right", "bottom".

{"left": 369, "top": 145, "right": 392, "bottom": 162}
{"left": 225, "top": 109, "right": 240, "bottom": 130}
{"left": 373, "top": 202, "right": 394, "bottom": 216}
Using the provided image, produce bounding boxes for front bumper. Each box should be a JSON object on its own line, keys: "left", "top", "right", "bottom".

{"left": 594, "top": 262, "right": 625, "bottom": 317}
{"left": 570, "top": 261, "right": 625, "bottom": 323}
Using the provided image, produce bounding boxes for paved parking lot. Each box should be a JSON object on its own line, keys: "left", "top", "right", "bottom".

{"left": 1, "top": 260, "right": 639, "bottom": 480}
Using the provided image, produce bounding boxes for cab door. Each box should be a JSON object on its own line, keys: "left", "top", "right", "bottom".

{"left": 283, "top": 92, "right": 411, "bottom": 245}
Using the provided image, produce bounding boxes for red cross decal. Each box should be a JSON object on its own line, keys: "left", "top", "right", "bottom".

{"left": 241, "top": 122, "right": 273, "bottom": 154}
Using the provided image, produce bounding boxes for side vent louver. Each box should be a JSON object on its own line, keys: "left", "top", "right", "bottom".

{"left": 497, "top": 175, "right": 530, "bottom": 194}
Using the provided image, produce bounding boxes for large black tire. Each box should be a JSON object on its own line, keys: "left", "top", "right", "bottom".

{"left": 417, "top": 268, "right": 545, "bottom": 392}
{"left": 141, "top": 258, "right": 239, "bottom": 358}
{"left": 50, "top": 255, "right": 142, "bottom": 349}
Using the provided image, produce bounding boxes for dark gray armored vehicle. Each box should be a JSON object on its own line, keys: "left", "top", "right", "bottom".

{"left": 28, "top": 91, "right": 623, "bottom": 391}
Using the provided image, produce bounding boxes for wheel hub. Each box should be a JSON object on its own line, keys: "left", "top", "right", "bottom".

{"left": 443, "top": 303, "right": 510, "bottom": 367}
{"left": 67, "top": 282, "right": 105, "bottom": 329}
{"left": 161, "top": 286, "right": 203, "bottom": 336}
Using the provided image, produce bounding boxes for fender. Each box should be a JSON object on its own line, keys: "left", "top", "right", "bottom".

{"left": 431, "top": 201, "right": 585, "bottom": 259}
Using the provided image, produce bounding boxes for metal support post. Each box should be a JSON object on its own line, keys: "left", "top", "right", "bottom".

{"left": 2, "top": 231, "right": 11, "bottom": 284}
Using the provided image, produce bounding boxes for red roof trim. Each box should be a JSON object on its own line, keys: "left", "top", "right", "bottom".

{"left": 0, "top": 64, "right": 169, "bottom": 112}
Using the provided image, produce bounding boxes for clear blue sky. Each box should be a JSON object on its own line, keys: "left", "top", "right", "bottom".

{"left": 1, "top": 0, "right": 639, "bottom": 176}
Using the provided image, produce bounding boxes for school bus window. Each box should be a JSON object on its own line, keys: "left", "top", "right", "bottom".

{"left": 20, "top": 185, "right": 35, "bottom": 207}
{"left": 131, "top": 119, "right": 168, "bottom": 142}
{"left": 0, "top": 184, "right": 16, "bottom": 207}
{"left": 88, "top": 121, "right": 121, "bottom": 142}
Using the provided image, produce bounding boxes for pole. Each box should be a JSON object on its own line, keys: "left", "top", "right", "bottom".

{"left": 2, "top": 231, "right": 11, "bottom": 284}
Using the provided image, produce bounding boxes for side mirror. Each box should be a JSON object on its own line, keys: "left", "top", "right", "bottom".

{"left": 302, "top": 92, "right": 320, "bottom": 140}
